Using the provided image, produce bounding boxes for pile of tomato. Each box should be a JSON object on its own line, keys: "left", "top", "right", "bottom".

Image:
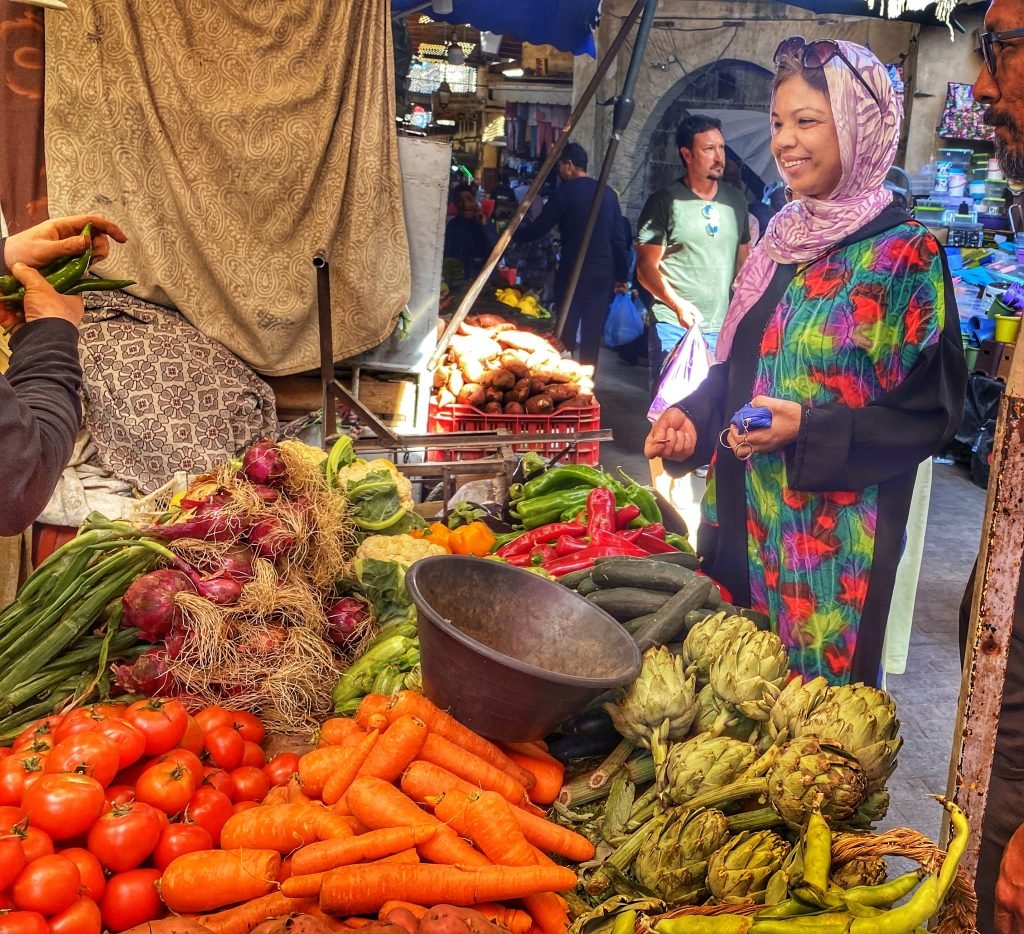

{"left": 0, "top": 698, "right": 299, "bottom": 933}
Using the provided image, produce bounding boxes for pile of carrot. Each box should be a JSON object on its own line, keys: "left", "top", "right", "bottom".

{"left": 156, "top": 691, "right": 589, "bottom": 934}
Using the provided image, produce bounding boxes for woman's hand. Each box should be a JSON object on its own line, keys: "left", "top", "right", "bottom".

{"left": 723, "top": 395, "right": 803, "bottom": 457}
{"left": 4, "top": 214, "right": 127, "bottom": 269}
{"left": 645, "top": 407, "right": 697, "bottom": 461}
{"left": 12, "top": 262, "right": 84, "bottom": 328}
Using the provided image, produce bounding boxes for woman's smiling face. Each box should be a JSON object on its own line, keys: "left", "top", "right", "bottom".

{"left": 771, "top": 74, "right": 843, "bottom": 200}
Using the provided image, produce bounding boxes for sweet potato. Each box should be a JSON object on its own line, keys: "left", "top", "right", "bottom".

{"left": 457, "top": 384, "right": 486, "bottom": 408}
{"left": 432, "top": 366, "right": 450, "bottom": 390}
{"left": 546, "top": 383, "right": 579, "bottom": 403}
{"left": 498, "top": 351, "right": 529, "bottom": 379}
{"left": 450, "top": 333, "right": 502, "bottom": 360}
{"left": 250, "top": 917, "right": 336, "bottom": 934}
{"left": 505, "top": 379, "right": 531, "bottom": 404}
{"left": 527, "top": 377, "right": 549, "bottom": 396}
{"left": 417, "top": 905, "right": 506, "bottom": 934}
{"left": 524, "top": 394, "right": 554, "bottom": 415}
{"left": 495, "top": 330, "right": 554, "bottom": 354}
{"left": 555, "top": 397, "right": 582, "bottom": 411}
{"left": 503, "top": 402, "right": 525, "bottom": 415}
{"left": 447, "top": 369, "right": 464, "bottom": 396}
{"left": 488, "top": 369, "right": 516, "bottom": 391}
{"left": 483, "top": 402, "right": 503, "bottom": 414}
{"left": 436, "top": 388, "right": 457, "bottom": 408}
{"left": 484, "top": 386, "right": 505, "bottom": 404}
{"left": 121, "top": 923, "right": 214, "bottom": 934}
{"left": 474, "top": 314, "right": 513, "bottom": 329}
{"left": 457, "top": 356, "right": 487, "bottom": 384}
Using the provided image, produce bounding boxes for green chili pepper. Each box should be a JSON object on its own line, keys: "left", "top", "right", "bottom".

{"left": 65, "top": 277, "right": 136, "bottom": 295}
{"left": 802, "top": 810, "right": 832, "bottom": 892}
{"left": 665, "top": 532, "right": 694, "bottom": 553}
{"left": 45, "top": 224, "right": 92, "bottom": 293}
{"left": 521, "top": 464, "right": 610, "bottom": 499}
{"left": 508, "top": 482, "right": 525, "bottom": 502}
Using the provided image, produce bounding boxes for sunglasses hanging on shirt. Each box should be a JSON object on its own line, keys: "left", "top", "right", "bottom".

{"left": 702, "top": 201, "right": 719, "bottom": 238}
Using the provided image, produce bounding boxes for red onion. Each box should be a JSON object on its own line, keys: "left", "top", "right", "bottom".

{"left": 240, "top": 440, "right": 287, "bottom": 487}
{"left": 111, "top": 649, "right": 174, "bottom": 695}
{"left": 146, "top": 502, "right": 248, "bottom": 542}
{"left": 325, "top": 596, "right": 371, "bottom": 647}
{"left": 246, "top": 515, "right": 296, "bottom": 560}
{"left": 251, "top": 485, "right": 280, "bottom": 504}
{"left": 122, "top": 569, "right": 195, "bottom": 642}
{"left": 238, "top": 624, "right": 289, "bottom": 656}
{"left": 214, "top": 544, "right": 258, "bottom": 581}
{"left": 188, "top": 574, "right": 243, "bottom": 606}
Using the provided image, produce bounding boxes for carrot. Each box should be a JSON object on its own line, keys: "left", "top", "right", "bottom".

{"left": 347, "top": 777, "right": 488, "bottom": 868}
{"left": 419, "top": 734, "right": 529, "bottom": 806}
{"left": 375, "top": 847, "right": 420, "bottom": 864}
{"left": 281, "top": 873, "right": 327, "bottom": 899}
{"left": 321, "top": 730, "right": 379, "bottom": 806}
{"left": 356, "top": 716, "right": 427, "bottom": 783}
{"left": 367, "top": 713, "right": 388, "bottom": 732}
{"left": 319, "top": 717, "right": 364, "bottom": 746}
{"left": 401, "top": 761, "right": 481, "bottom": 809}
{"left": 340, "top": 814, "right": 370, "bottom": 834}
{"left": 220, "top": 802, "right": 351, "bottom": 852}
{"left": 472, "top": 903, "right": 533, "bottom": 934}
{"left": 499, "top": 746, "right": 565, "bottom": 806}
{"left": 510, "top": 806, "right": 595, "bottom": 862}
{"left": 319, "top": 863, "right": 579, "bottom": 914}
{"left": 299, "top": 746, "right": 354, "bottom": 799}
{"left": 317, "top": 811, "right": 358, "bottom": 841}
{"left": 263, "top": 776, "right": 312, "bottom": 807}
{"left": 380, "top": 902, "right": 428, "bottom": 921}
{"left": 159, "top": 848, "right": 281, "bottom": 913}
{"left": 428, "top": 790, "right": 473, "bottom": 837}
{"left": 344, "top": 919, "right": 376, "bottom": 928}
{"left": 192, "top": 892, "right": 300, "bottom": 933}
{"left": 292, "top": 825, "right": 437, "bottom": 875}
{"left": 386, "top": 692, "right": 535, "bottom": 791}
{"left": 355, "top": 694, "right": 390, "bottom": 730}
{"left": 464, "top": 792, "right": 568, "bottom": 934}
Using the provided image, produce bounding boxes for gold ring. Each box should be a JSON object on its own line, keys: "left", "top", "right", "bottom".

{"left": 734, "top": 440, "right": 753, "bottom": 461}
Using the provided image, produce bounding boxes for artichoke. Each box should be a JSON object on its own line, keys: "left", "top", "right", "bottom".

{"left": 766, "top": 736, "right": 867, "bottom": 829}
{"left": 694, "top": 684, "right": 760, "bottom": 744}
{"left": 634, "top": 807, "right": 731, "bottom": 904}
{"left": 709, "top": 629, "right": 789, "bottom": 722}
{"left": 796, "top": 683, "right": 902, "bottom": 792}
{"left": 682, "top": 612, "right": 758, "bottom": 682}
{"left": 662, "top": 734, "right": 757, "bottom": 806}
{"left": 604, "top": 646, "right": 698, "bottom": 773}
{"left": 767, "top": 675, "right": 831, "bottom": 744}
{"left": 830, "top": 854, "right": 888, "bottom": 890}
{"left": 706, "top": 830, "right": 791, "bottom": 904}
{"left": 850, "top": 786, "right": 891, "bottom": 829}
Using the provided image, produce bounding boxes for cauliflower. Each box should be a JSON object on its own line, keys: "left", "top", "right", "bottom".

{"left": 336, "top": 458, "right": 414, "bottom": 512}
{"left": 356, "top": 533, "right": 446, "bottom": 566}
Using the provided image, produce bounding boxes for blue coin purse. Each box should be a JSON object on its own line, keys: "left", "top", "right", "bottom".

{"left": 731, "top": 403, "right": 773, "bottom": 433}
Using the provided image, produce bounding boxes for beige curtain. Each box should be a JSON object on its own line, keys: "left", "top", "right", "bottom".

{"left": 44, "top": 1, "right": 410, "bottom": 376}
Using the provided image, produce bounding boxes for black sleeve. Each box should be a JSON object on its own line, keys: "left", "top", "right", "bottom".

{"left": 0, "top": 237, "right": 6, "bottom": 275}
{"left": 785, "top": 251, "right": 967, "bottom": 492}
{"left": 0, "top": 318, "right": 83, "bottom": 534}
{"left": 611, "top": 202, "right": 629, "bottom": 283}
{"left": 661, "top": 362, "right": 730, "bottom": 477}
{"left": 514, "top": 188, "right": 563, "bottom": 243}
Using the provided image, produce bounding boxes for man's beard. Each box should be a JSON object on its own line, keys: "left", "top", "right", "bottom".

{"left": 708, "top": 166, "right": 724, "bottom": 180}
{"left": 987, "top": 107, "right": 1024, "bottom": 181}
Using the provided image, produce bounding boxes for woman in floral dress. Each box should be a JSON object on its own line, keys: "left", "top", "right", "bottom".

{"left": 644, "top": 38, "right": 966, "bottom": 686}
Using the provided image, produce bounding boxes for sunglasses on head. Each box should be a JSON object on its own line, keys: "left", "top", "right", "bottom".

{"left": 773, "top": 36, "right": 883, "bottom": 112}
{"left": 979, "top": 28, "right": 1024, "bottom": 75}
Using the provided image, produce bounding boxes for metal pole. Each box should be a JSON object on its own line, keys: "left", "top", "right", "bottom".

{"left": 313, "top": 252, "right": 336, "bottom": 449}
{"left": 427, "top": 0, "right": 647, "bottom": 371}
{"left": 555, "top": 0, "right": 659, "bottom": 341}
{"left": 946, "top": 347, "right": 1024, "bottom": 909}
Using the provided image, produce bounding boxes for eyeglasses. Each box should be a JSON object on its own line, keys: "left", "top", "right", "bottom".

{"left": 702, "top": 201, "right": 719, "bottom": 238}
{"left": 774, "top": 36, "right": 883, "bottom": 112}
{"left": 980, "top": 28, "right": 1024, "bottom": 75}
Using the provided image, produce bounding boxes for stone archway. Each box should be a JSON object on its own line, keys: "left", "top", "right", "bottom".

{"left": 621, "top": 58, "right": 775, "bottom": 220}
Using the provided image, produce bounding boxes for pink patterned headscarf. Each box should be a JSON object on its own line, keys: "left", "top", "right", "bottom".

{"left": 714, "top": 41, "right": 902, "bottom": 361}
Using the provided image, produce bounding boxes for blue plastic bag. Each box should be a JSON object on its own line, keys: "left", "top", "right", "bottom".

{"left": 603, "top": 292, "right": 645, "bottom": 348}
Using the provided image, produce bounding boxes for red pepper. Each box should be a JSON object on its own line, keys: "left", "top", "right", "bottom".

{"left": 505, "top": 553, "right": 532, "bottom": 567}
{"left": 554, "top": 535, "right": 588, "bottom": 557}
{"left": 544, "top": 546, "right": 635, "bottom": 577}
{"left": 696, "top": 570, "right": 732, "bottom": 604}
{"left": 620, "top": 528, "right": 644, "bottom": 544}
{"left": 496, "top": 522, "right": 586, "bottom": 558}
{"left": 639, "top": 523, "right": 666, "bottom": 540}
{"left": 589, "top": 529, "right": 651, "bottom": 556}
{"left": 530, "top": 544, "right": 559, "bottom": 566}
{"left": 585, "top": 488, "right": 617, "bottom": 539}
{"left": 615, "top": 504, "right": 642, "bottom": 529}
{"left": 633, "top": 531, "right": 677, "bottom": 554}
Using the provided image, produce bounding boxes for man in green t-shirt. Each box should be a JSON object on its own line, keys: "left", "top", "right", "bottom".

{"left": 636, "top": 114, "right": 750, "bottom": 392}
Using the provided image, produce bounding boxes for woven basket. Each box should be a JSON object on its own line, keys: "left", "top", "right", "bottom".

{"left": 646, "top": 827, "right": 977, "bottom": 934}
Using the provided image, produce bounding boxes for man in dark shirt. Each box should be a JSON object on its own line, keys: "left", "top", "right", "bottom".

{"left": 513, "top": 142, "right": 629, "bottom": 369}
{"left": 443, "top": 186, "right": 498, "bottom": 283}
{"left": 0, "top": 214, "right": 127, "bottom": 535}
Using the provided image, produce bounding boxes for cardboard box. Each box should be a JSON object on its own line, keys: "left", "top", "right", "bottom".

{"left": 266, "top": 373, "right": 419, "bottom": 427}
{"left": 976, "top": 340, "right": 1015, "bottom": 380}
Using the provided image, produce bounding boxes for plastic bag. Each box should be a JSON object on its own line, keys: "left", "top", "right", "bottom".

{"left": 603, "top": 292, "right": 645, "bottom": 348}
{"left": 647, "top": 325, "right": 710, "bottom": 422}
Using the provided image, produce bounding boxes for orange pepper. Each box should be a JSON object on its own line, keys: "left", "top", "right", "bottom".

{"left": 448, "top": 520, "right": 497, "bottom": 556}
{"left": 423, "top": 522, "right": 451, "bottom": 550}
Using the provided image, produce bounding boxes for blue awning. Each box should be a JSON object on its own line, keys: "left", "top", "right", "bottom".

{"left": 392, "top": 0, "right": 600, "bottom": 56}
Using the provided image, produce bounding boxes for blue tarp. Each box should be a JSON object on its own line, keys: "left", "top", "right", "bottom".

{"left": 392, "top": 0, "right": 600, "bottom": 56}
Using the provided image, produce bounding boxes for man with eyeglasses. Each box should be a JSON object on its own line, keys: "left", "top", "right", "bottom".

{"left": 635, "top": 114, "right": 751, "bottom": 393}
{"left": 967, "top": 6, "right": 1024, "bottom": 930}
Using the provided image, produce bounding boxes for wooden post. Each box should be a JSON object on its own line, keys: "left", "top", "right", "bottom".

{"left": 947, "top": 345, "right": 1024, "bottom": 903}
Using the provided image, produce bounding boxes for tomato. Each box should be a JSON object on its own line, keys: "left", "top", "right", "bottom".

{"left": 229, "top": 765, "right": 270, "bottom": 803}
{"left": 123, "top": 698, "right": 188, "bottom": 757}
{"left": 104, "top": 784, "right": 136, "bottom": 808}
{"left": 230, "top": 710, "right": 266, "bottom": 744}
{"left": 193, "top": 704, "right": 234, "bottom": 734}
{"left": 263, "top": 752, "right": 300, "bottom": 787}
{"left": 59, "top": 847, "right": 106, "bottom": 901}
{"left": 204, "top": 726, "right": 245, "bottom": 770}
{"left": 92, "top": 718, "right": 146, "bottom": 771}
{"left": 12, "top": 853, "right": 81, "bottom": 915}
{"left": 16, "top": 825, "right": 54, "bottom": 863}
{"left": 21, "top": 773, "right": 106, "bottom": 841}
{"left": 86, "top": 800, "right": 163, "bottom": 872}
{"left": 45, "top": 733, "right": 120, "bottom": 787}
{"left": 99, "top": 868, "right": 162, "bottom": 933}
{"left": 11, "top": 716, "right": 64, "bottom": 753}
{"left": 0, "top": 834, "right": 27, "bottom": 890}
{"left": 0, "top": 756, "right": 46, "bottom": 806}
{"left": 184, "top": 786, "right": 233, "bottom": 845}
{"left": 0, "top": 893, "right": 13, "bottom": 910}
{"left": 240, "top": 740, "right": 266, "bottom": 768}
{"left": 0, "top": 805, "right": 25, "bottom": 829}
{"left": 54, "top": 707, "right": 110, "bottom": 742}
{"left": 201, "top": 766, "right": 235, "bottom": 799}
{"left": 151, "top": 822, "right": 213, "bottom": 871}
{"left": 232, "top": 799, "right": 259, "bottom": 814}
{"left": 0, "top": 912, "right": 49, "bottom": 934}
{"left": 158, "top": 748, "right": 204, "bottom": 787}
{"left": 179, "top": 715, "right": 205, "bottom": 755}
{"left": 134, "top": 761, "right": 195, "bottom": 816}
{"left": 48, "top": 895, "right": 102, "bottom": 934}
{"left": 0, "top": 747, "right": 9, "bottom": 760}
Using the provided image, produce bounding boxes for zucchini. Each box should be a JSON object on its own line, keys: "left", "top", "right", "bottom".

{"left": 633, "top": 576, "right": 714, "bottom": 650}
{"left": 685, "top": 609, "right": 710, "bottom": 629}
{"left": 739, "top": 608, "right": 772, "bottom": 629}
{"left": 559, "top": 567, "right": 596, "bottom": 589}
{"left": 704, "top": 585, "right": 723, "bottom": 609}
{"left": 623, "top": 611, "right": 656, "bottom": 635}
{"left": 646, "top": 551, "right": 701, "bottom": 570}
{"left": 591, "top": 558, "right": 696, "bottom": 593}
{"left": 577, "top": 576, "right": 600, "bottom": 596}
{"left": 587, "top": 587, "right": 671, "bottom": 621}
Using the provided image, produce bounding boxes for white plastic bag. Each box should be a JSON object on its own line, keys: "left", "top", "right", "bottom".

{"left": 647, "top": 325, "right": 711, "bottom": 422}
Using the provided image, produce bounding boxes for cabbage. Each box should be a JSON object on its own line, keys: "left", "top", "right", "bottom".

{"left": 354, "top": 556, "right": 415, "bottom": 628}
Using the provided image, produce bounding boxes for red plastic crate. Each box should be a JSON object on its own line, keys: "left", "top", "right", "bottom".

{"left": 427, "top": 400, "right": 601, "bottom": 465}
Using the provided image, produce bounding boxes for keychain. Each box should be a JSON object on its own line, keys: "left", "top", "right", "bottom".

{"left": 720, "top": 403, "right": 773, "bottom": 461}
